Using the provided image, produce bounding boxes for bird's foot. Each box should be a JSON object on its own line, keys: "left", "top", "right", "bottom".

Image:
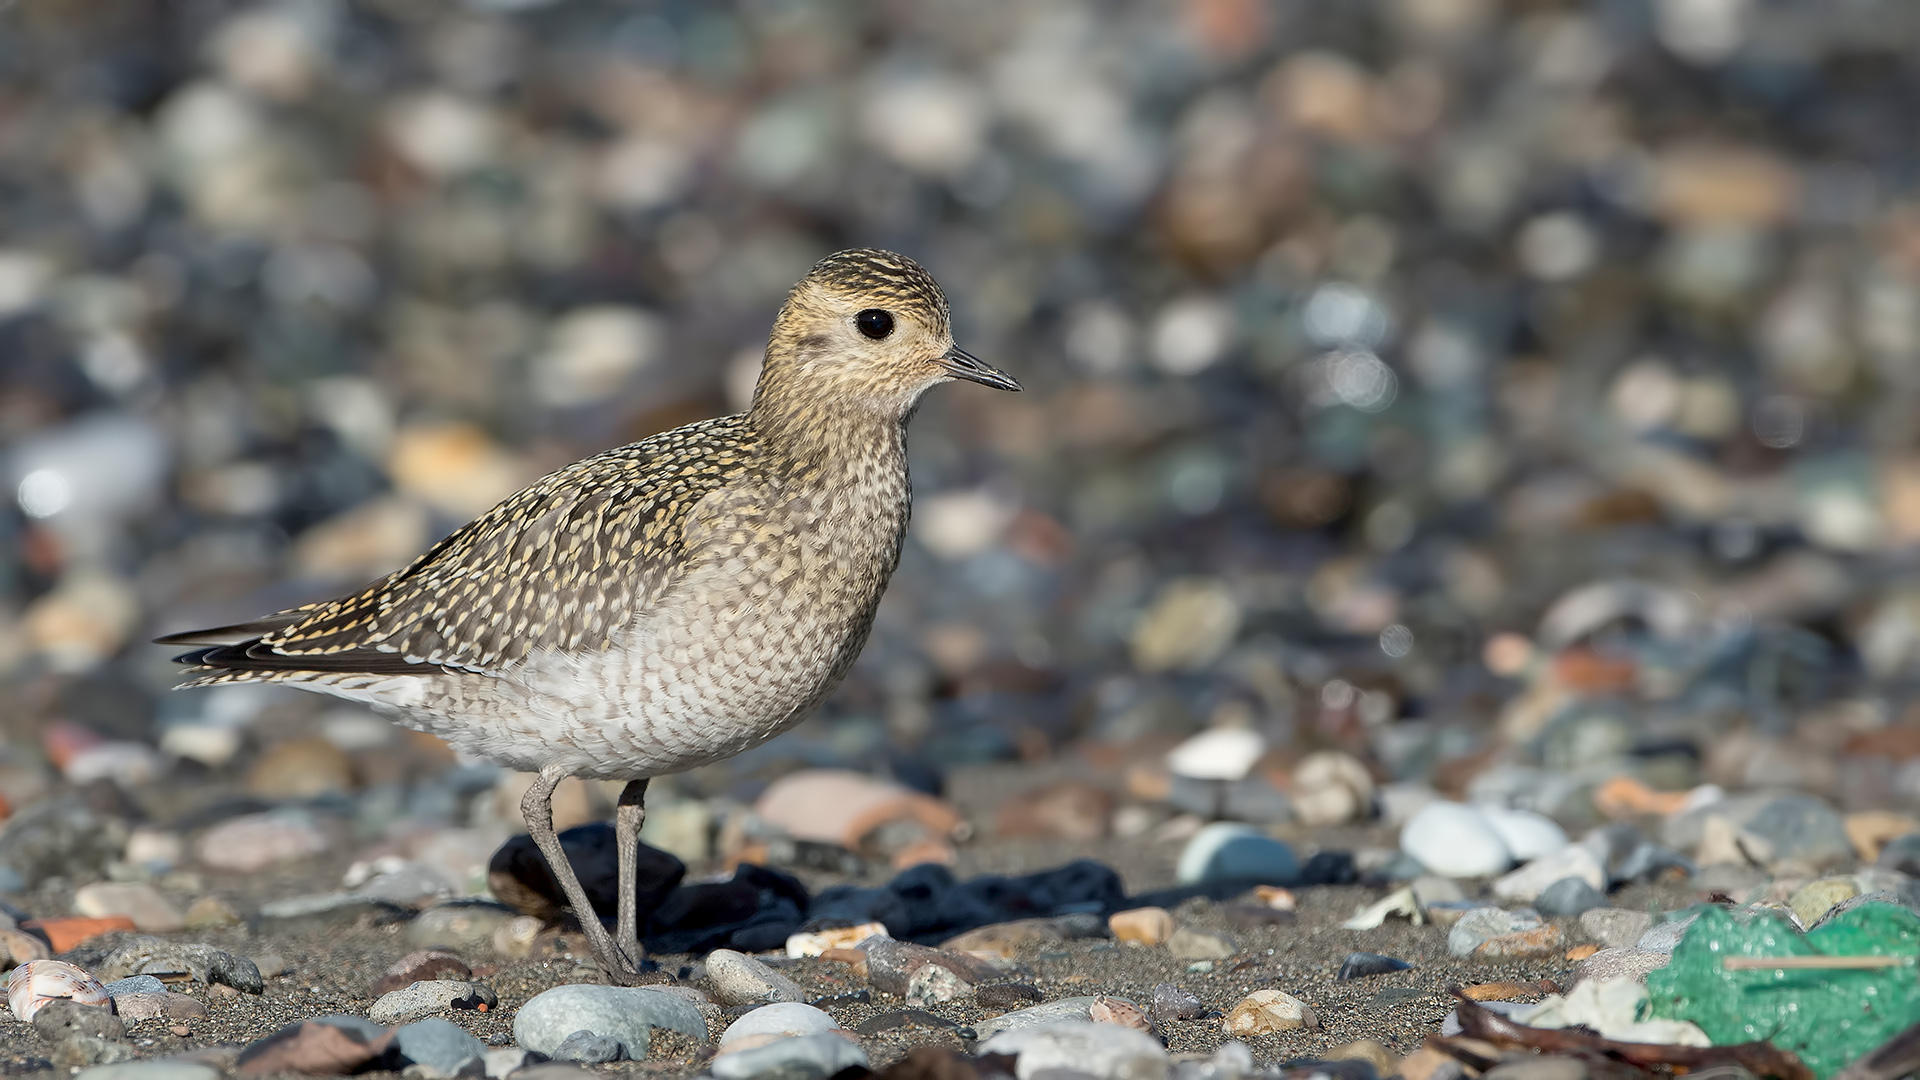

{"left": 594, "top": 939, "right": 670, "bottom": 987}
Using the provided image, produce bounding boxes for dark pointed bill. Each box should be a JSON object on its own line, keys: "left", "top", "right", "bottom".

{"left": 936, "top": 345, "right": 1022, "bottom": 391}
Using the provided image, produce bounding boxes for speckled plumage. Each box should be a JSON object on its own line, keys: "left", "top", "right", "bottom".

{"left": 159, "top": 248, "right": 1019, "bottom": 983}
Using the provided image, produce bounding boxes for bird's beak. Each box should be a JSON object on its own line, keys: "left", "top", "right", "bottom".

{"left": 936, "top": 345, "right": 1022, "bottom": 391}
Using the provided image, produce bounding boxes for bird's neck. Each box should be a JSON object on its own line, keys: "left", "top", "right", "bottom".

{"left": 750, "top": 389, "right": 912, "bottom": 496}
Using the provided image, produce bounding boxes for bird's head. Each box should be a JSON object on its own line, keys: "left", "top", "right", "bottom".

{"left": 755, "top": 248, "right": 1020, "bottom": 422}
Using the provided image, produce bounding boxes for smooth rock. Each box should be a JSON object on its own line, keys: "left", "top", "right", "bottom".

{"left": 34, "top": 999, "right": 130, "bottom": 1066}
{"left": 1167, "top": 727, "right": 1266, "bottom": 782}
{"left": 712, "top": 1032, "right": 869, "bottom": 1080}
{"left": 1175, "top": 823, "right": 1298, "bottom": 885}
{"left": 863, "top": 938, "right": 1000, "bottom": 998}
{"left": 393, "top": 1018, "right": 487, "bottom": 1078}
{"left": 73, "top": 883, "right": 184, "bottom": 933}
{"left": 105, "top": 992, "right": 207, "bottom": 1023}
{"left": 1878, "top": 833, "right": 1920, "bottom": 876}
{"left": 978, "top": 1020, "right": 1168, "bottom": 1080}
{"left": 972, "top": 997, "right": 1099, "bottom": 1040}
{"left": 103, "top": 976, "right": 169, "bottom": 999}
{"left": 552, "top": 1031, "right": 624, "bottom": 1064}
{"left": 708, "top": 948, "right": 805, "bottom": 1006}
{"left": 1292, "top": 751, "right": 1375, "bottom": 827}
{"left": 1401, "top": 803, "right": 1510, "bottom": 878}
{"left": 1448, "top": 908, "right": 1542, "bottom": 957}
{"left": 1479, "top": 807, "right": 1569, "bottom": 862}
{"left": 1474, "top": 926, "right": 1566, "bottom": 961}
{"left": 995, "top": 780, "right": 1116, "bottom": 842}
{"left": 1535, "top": 877, "right": 1608, "bottom": 917}
{"left": 513, "top": 983, "right": 707, "bottom": 1058}
{"left": 1492, "top": 846, "right": 1605, "bottom": 904}
{"left": 1166, "top": 926, "right": 1237, "bottom": 960}
{"left": 258, "top": 892, "right": 412, "bottom": 932}
{"left": 722, "top": 1003, "right": 841, "bottom": 1045}
{"left": 1109, "top": 907, "right": 1175, "bottom": 946}
{"left": 1635, "top": 914, "right": 1699, "bottom": 954}
{"left": 753, "top": 769, "right": 962, "bottom": 851}
{"left": 1336, "top": 953, "right": 1413, "bottom": 980}
{"left": 1744, "top": 795, "right": 1853, "bottom": 868}
{"left": 408, "top": 901, "right": 517, "bottom": 951}
{"left": 195, "top": 812, "right": 331, "bottom": 873}
{"left": 1153, "top": 983, "right": 1205, "bottom": 1025}
{"left": 75, "top": 1062, "right": 220, "bottom": 1080}
{"left": 905, "top": 963, "right": 970, "bottom": 1005}
{"left": 1222, "top": 988, "right": 1317, "bottom": 1034}
{"left": 95, "top": 940, "right": 263, "bottom": 994}
{"left": 484, "top": 1048, "right": 531, "bottom": 1078}
{"left": 1578, "top": 908, "right": 1653, "bottom": 949}
{"left": 1570, "top": 947, "right": 1671, "bottom": 988}
{"left": 942, "top": 915, "right": 1100, "bottom": 958}
{"left": 235, "top": 1018, "right": 394, "bottom": 1075}
{"left": 369, "top": 979, "right": 497, "bottom": 1025}
{"left": 1789, "top": 877, "right": 1860, "bottom": 927}
{"left": 372, "top": 951, "right": 471, "bottom": 997}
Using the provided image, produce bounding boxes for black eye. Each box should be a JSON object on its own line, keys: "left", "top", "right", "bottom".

{"left": 855, "top": 309, "right": 895, "bottom": 340}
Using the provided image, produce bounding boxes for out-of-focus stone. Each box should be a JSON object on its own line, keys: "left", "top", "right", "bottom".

{"left": 195, "top": 812, "right": 331, "bottom": 873}
{"left": 1166, "top": 926, "right": 1237, "bottom": 960}
{"left": 73, "top": 883, "right": 183, "bottom": 933}
{"left": 1222, "top": 989, "right": 1317, "bottom": 1034}
{"left": 753, "top": 770, "right": 963, "bottom": 850}
{"left": 1131, "top": 578, "right": 1241, "bottom": 674}
{"left": 994, "top": 780, "right": 1114, "bottom": 841}
{"left": 1292, "top": 751, "right": 1375, "bottom": 826}
{"left": 245, "top": 737, "right": 354, "bottom": 799}
{"left": 1108, "top": 907, "right": 1175, "bottom": 946}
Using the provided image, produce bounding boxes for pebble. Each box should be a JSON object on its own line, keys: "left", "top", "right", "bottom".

{"left": 257, "top": 892, "right": 412, "bottom": 932}
{"left": 1635, "top": 914, "right": 1699, "bottom": 954}
{"left": 368, "top": 979, "right": 497, "bottom": 1025}
{"left": 103, "top": 975, "right": 169, "bottom": 999}
{"left": 711, "top": 1032, "right": 869, "bottom": 1080}
{"left": 194, "top": 811, "right": 331, "bottom": 872}
{"left": 513, "top": 984, "right": 707, "bottom": 1058}
{"left": 393, "top": 1018, "right": 487, "bottom": 1078}
{"left": 721, "top": 1002, "right": 842, "bottom": 1044}
{"left": 372, "top": 950, "right": 472, "bottom": 997}
{"left": 1570, "top": 947, "right": 1671, "bottom": 988}
{"left": 182, "top": 897, "right": 242, "bottom": 930}
{"left": 483, "top": 1048, "right": 532, "bottom": 1078}
{"left": 1744, "top": 794, "right": 1854, "bottom": 868}
{"left": 1578, "top": 908, "right": 1653, "bottom": 949}
{"left": 1789, "top": 876, "right": 1860, "bottom": 926}
{"left": 1166, "top": 926, "right": 1237, "bottom": 960}
{"left": 73, "top": 882, "right": 184, "bottom": 933}
{"left": 95, "top": 940, "right": 263, "bottom": 993}
{"left": 753, "top": 769, "right": 963, "bottom": 850}
{"left": 35, "top": 999, "right": 132, "bottom": 1068}
{"left": 1448, "top": 907, "right": 1543, "bottom": 957}
{"left": 1337, "top": 952, "right": 1413, "bottom": 980}
{"left": 1222, "top": 989, "right": 1318, "bottom": 1034}
{"left": 1401, "top": 803, "right": 1511, "bottom": 878}
{"left": 1167, "top": 727, "right": 1266, "bottom": 782}
{"left": 1109, "top": 906, "right": 1175, "bottom": 945}
{"left": 785, "top": 923, "right": 886, "bottom": 958}
{"left": 978, "top": 1020, "right": 1168, "bottom": 1080}
{"left": 1474, "top": 925, "right": 1568, "bottom": 962}
{"left": 1479, "top": 808, "right": 1569, "bottom": 863}
{"left": 407, "top": 901, "right": 518, "bottom": 950}
{"left": 1152, "top": 983, "right": 1205, "bottom": 1025}
{"left": 995, "top": 780, "right": 1116, "bottom": 841}
{"left": 1491, "top": 845, "right": 1605, "bottom": 904}
{"left": 972, "top": 996, "right": 1102, "bottom": 1040}
{"left": 905, "top": 962, "right": 970, "bottom": 1005}
{"left": 106, "top": 992, "right": 207, "bottom": 1023}
{"left": 1534, "top": 877, "right": 1609, "bottom": 917}
{"left": 235, "top": 1018, "right": 393, "bottom": 1075}
{"left": 1175, "top": 823, "right": 1299, "bottom": 885}
{"left": 552, "top": 1031, "right": 625, "bottom": 1064}
{"left": 941, "top": 915, "right": 1096, "bottom": 958}
{"left": 862, "top": 938, "right": 1001, "bottom": 998}
{"left": 707, "top": 948, "right": 806, "bottom": 1006}
{"left": 1879, "top": 833, "right": 1920, "bottom": 876}
{"left": 75, "top": 1063, "right": 220, "bottom": 1080}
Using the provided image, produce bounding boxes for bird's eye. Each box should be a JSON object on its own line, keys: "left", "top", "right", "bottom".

{"left": 855, "top": 309, "right": 895, "bottom": 340}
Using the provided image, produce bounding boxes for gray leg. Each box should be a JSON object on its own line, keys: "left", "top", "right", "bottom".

{"left": 614, "top": 779, "right": 650, "bottom": 969}
{"left": 520, "top": 764, "right": 644, "bottom": 985}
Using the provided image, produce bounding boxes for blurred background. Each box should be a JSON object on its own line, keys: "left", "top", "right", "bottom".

{"left": 4, "top": 0, "right": 1920, "bottom": 894}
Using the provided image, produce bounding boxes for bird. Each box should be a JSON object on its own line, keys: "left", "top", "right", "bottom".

{"left": 156, "top": 248, "right": 1021, "bottom": 985}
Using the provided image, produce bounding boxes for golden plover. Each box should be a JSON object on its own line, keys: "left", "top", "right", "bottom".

{"left": 158, "top": 248, "right": 1021, "bottom": 983}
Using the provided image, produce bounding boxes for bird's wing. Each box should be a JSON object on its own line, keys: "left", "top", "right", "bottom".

{"left": 166, "top": 415, "right": 755, "bottom": 680}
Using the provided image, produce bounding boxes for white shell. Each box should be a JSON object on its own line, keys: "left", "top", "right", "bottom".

{"left": 6, "top": 959, "right": 111, "bottom": 1023}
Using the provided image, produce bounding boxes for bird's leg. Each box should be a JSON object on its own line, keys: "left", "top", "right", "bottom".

{"left": 520, "top": 763, "right": 645, "bottom": 985}
{"left": 614, "top": 778, "right": 650, "bottom": 972}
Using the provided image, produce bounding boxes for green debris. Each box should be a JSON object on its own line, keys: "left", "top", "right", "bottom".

{"left": 1645, "top": 902, "right": 1920, "bottom": 1079}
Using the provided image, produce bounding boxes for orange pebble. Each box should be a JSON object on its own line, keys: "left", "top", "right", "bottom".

{"left": 1592, "top": 776, "right": 1689, "bottom": 819}
{"left": 889, "top": 837, "right": 956, "bottom": 870}
{"left": 1461, "top": 981, "right": 1545, "bottom": 1001}
{"left": 476, "top": 1002, "right": 488, "bottom": 1012}
{"left": 1553, "top": 646, "right": 1638, "bottom": 693}
{"left": 22, "top": 916, "right": 136, "bottom": 953}
{"left": 1566, "top": 943, "right": 1601, "bottom": 962}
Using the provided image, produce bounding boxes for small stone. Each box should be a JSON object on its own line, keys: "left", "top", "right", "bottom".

{"left": 73, "top": 883, "right": 184, "bottom": 933}
{"left": 552, "top": 1030, "right": 624, "bottom": 1064}
{"left": 1292, "top": 751, "right": 1375, "bottom": 827}
{"left": 1402, "top": 803, "right": 1511, "bottom": 878}
{"left": 513, "top": 983, "right": 707, "bottom": 1059}
{"left": 1790, "top": 877, "right": 1860, "bottom": 926}
{"left": 1474, "top": 925, "right": 1567, "bottom": 962}
{"left": 786, "top": 923, "right": 887, "bottom": 958}
{"left": 373, "top": 951, "right": 472, "bottom": 997}
{"left": 1578, "top": 908, "right": 1653, "bottom": 949}
{"left": 407, "top": 901, "right": 517, "bottom": 951}
{"left": 257, "top": 892, "right": 412, "bottom": 933}
{"left": 393, "top": 1017, "right": 487, "bottom": 1078}
{"left": 711, "top": 1032, "right": 869, "bottom": 1080}
{"left": 979, "top": 1021, "right": 1169, "bottom": 1080}
{"left": 972, "top": 997, "right": 1101, "bottom": 1041}
{"left": 1223, "top": 989, "right": 1318, "bottom": 1034}
{"left": 352, "top": 860, "right": 456, "bottom": 909}
{"left": 1461, "top": 981, "right": 1548, "bottom": 1001}
{"left": 1328, "top": 1040, "right": 1397, "bottom": 1077}
{"left": 105, "top": 992, "right": 207, "bottom": 1022}
{"left": 1492, "top": 846, "right": 1605, "bottom": 904}
{"left": 34, "top": 999, "right": 131, "bottom": 1068}
{"left": 721, "top": 1002, "right": 841, "bottom": 1045}
{"left": 1175, "top": 822, "right": 1298, "bottom": 885}
{"left": 707, "top": 949, "right": 805, "bottom": 1006}
{"left": 1109, "top": 906, "right": 1175, "bottom": 945}
{"left": 491, "top": 915, "right": 545, "bottom": 958}
{"left": 905, "top": 963, "right": 970, "bottom": 1005}
{"left": 1880, "top": 833, "right": 1920, "bottom": 876}
{"left": 235, "top": 1019, "right": 395, "bottom": 1076}
{"left": 994, "top": 780, "right": 1115, "bottom": 841}
{"left": 74, "top": 1062, "right": 219, "bottom": 1080}
{"left": 971, "top": 984, "right": 1042, "bottom": 1010}
{"left": 1570, "top": 947, "right": 1671, "bottom": 988}
{"left": 862, "top": 938, "right": 1002, "bottom": 999}
{"left": 94, "top": 939, "right": 263, "bottom": 993}
{"left": 0, "top": 928, "right": 51, "bottom": 966}
{"left": 1635, "top": 914, "right": 1699, "bottom": 954}
{"left": 102, "top": 975, "right": 168, "bottom": 999}
{"left": 195, "top": 812, "right": 331, "bottom": 873}
{"left": 182, "top": 897, "right": 243, "bottom": 930}
{"left": 1479, "top": 808, "right": 1568, "bottom": 862}
{"left": 246, "top": 737, "right": 355, "bottom": 800}
{"left": 1131, "top": 579, "right": 1242, "bottom": 674}
{"left": 1167, "top": 926, "right": 1238, "bottom": 960}
{"left": 368, "top": 979, "right": 497, "bottom": 1025}
{"left": 940, "top": 916, "right": 1089, "bottom": 958}
{"left": 853, "top": 1009, "right": 958, "bottom": 1036}
{"left": 1535, "top": 877, "right": 1608, "bottom": 917}
{"left": 484, "top": 1048, "right": 531, "bottom": 1078}
{"left": 1448, "top": 908, "right": 1543, "bottom": 957}
{"left": 1167, "top": 727, "right": 1266, "bottom": 782}
{"left": 753, "top": 769, "right": 963, "bottom": 851}
{"left": 1337, "top": 952, "right": 1413, "bottom": 980}
{"left": 1743, "top": 794, "right": 1853, "bottom": 869}
{"left": 1152, "top": 983, "right": 1204, "bottom": 1025}
{"left": 1484, "top": 1059, "right": 1588, "bottom": 1080}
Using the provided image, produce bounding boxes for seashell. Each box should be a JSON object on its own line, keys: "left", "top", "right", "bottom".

{"left": 1090, "top": 993, "right": 1151, "bottom": 1031}
{"left": 6, "top": 959, "right": 111, "bottom": 1023}
{"left": 784, "top": 921, "right": 889, "bottom": 958}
